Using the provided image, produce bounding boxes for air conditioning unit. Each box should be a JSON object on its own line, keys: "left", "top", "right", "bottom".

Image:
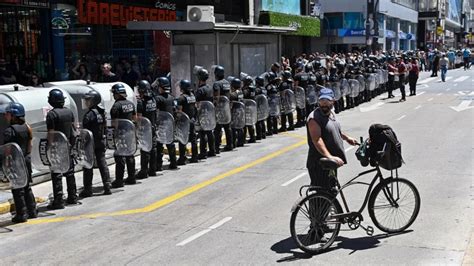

{"left": 187, "top": 5, "right": 215, "bottom": 23}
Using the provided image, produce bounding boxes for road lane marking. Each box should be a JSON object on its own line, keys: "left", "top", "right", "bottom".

{"left": 454, "top": 76, "right": 469, "bottom": 82}
{"left": 396, "top": 115, "right": 406, "bottom": 121}
{"left": 445, "top": 76, "right": 453, "bottom": 81}
{"left": 345, "top": 146, "right": 355, "bottom": 152}
{"left": 177, "top": 217, "right": 233, "bottom": 246}
{"left": 427, "top": 98, "right": 434, "bottom": 101}
{"left": 25, "top": 140, "right": 307, "bottom": 225}
{"left": 414, "top": 91, "right": 426, "bottom": 97}
{"left": 281, "top": 173, "right": 307, "bottom": 187}
{"left": 415, "top": 105, "right": 422, "bottom": 110}
{"left": 418, "top": 77, "right": 437, "bottom": 84}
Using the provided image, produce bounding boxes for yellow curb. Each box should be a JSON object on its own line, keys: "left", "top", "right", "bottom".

{"left": 0, "top": 197, "right": 47, "bottom": 215}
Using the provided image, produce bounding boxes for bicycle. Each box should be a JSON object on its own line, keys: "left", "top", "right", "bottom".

{"left": 289, "top": 149, "right": 421, "bottom": 255}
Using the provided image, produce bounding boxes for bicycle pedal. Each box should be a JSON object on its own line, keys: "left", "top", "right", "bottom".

{"left": 365, "top": 226, "right": 374, "bottom": 236}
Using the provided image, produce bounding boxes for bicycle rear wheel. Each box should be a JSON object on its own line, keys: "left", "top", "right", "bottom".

{"left": 368, "top": 178, "right": 421, "bottom": 233}
{"left": 290, "top": 192, "right": 342, "bottom": 254}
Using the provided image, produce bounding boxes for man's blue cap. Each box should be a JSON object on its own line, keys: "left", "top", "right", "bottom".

{"left": 319, "top": 88, "right": 334, "bottom": 101}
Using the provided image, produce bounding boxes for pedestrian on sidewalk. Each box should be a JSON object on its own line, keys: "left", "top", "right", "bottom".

{"left": 408, "top": 58, "right": 419, "bottom": 96}
{"left": 462, "top": 47, "right": 471, "bottom": 70}
{"left": 397, "top": 58, "right": 407, "bottom": 102}
{"left": 440, "top": 54, "right": 449, "bottom": 82}
{"left": 387, "top": 57, "right": 397, "bottom": 99}
{"left": 4, "top": 103, "right": 37, "bottom": 223}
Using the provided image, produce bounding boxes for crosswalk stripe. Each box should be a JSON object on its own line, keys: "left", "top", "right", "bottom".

{"left": 454, "top": 76, "right": 469, "bottom": 82}
{"left": 418, "top": 77, "right": 437, "bottom": 84}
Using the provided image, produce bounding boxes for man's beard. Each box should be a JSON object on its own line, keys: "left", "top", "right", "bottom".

{"left": 320, "top": 106, "right": 332, "bottom": 114}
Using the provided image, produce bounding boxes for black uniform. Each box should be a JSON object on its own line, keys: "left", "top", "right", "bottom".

{"left": 46, "top": 107, "right": 78, "bottom": 205}
{"left": 278, "top": 80, "right": 295, "bottom": 131}
{"left": 4, "top": 123, "right": 37, "bottom": 219}
{"left": 136, "top": 96, "right": 157, "bottom": 178}
{"left": 255, "top": 85, "right": 267, "bottom": 140}
{"left": 230, "top": 89, "right": 245, "bottom": 147}
{"left": 176, "top": 92, "right": 198, "bottom": 163}
{"left": 110, "top": 99, "right": 136, "bottom": 186}
{"left": 242, "top": 85, "right": 257, "bottom": 143}
{"left": 195, "top": 83, "right": 216, "bottom": 158}
{"left": 82, "top": 108, "right": 111, "bottom": 193}
{"left": 213, "top": 79, "right": 233, "bottom": 152}
{"left": 266, "top": 84, "right": 279, "bottom": 135}
{"left": 294, "top": 71, "right": 309, "bottom": 127}
{"left": 306, "top": 73, "right": 318, "bottom": 116}
{"left": 155, "top": 92, "right": 178, "bottom": 169}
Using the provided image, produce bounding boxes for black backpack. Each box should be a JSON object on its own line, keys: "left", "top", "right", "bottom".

{"left": 367, "top": 124, "right": 404, "bottom": 170}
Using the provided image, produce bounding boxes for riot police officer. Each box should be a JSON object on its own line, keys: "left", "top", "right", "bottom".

{"left": 255, "top": 76, "right": 267, "bottom": 140}
{"left": 230, "top": 78, "right": 245, "bottom": 147}
{"left": 154, "top": 77, "right": 178, "bottom": 170}
{"left": 3, "top": 102, "right": 37, "bottom": 222}
{"left": 293, "top": 64, "right": 309, "bottom": 127}
{"left": 176, "top": 79, "right": 198, "bottom": 165}
{"left": 242, "top": 76, "right": 256, "bottom": 143}
{"left": 195, "top": 68, "right": 216, "bottom": 159}
{"left": 80, "top": 90, "right": 112, "bottom": 197}
{"left": 278, "top": 70, "right": 295, "bottom": 132}
{"left": 135, "top": 80, "right": 158, "bottom": 179}
{"left": 46, "top": 89, "right": 78, "bottom": 209}
{"left": 110, "top": 83, "right": 136, "bottom": 188}
{"left": 266, "top": 72, "right": 279, "bottom": 136}
{"left": 212, "top": 66, "right": 233, "bottom": 152}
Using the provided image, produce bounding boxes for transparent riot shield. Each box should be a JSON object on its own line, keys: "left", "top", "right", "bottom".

{"left": 244, "top": 99, "right": 257, "bottom": 126}
{"left": 175, "top": 112, "right": 191, "bottom": 145}
{"left": 73, "top": 129, "right": 95, "bottom": 169}
{"left": 256, "top": 94, "right": 269, "bottom": 121}
{"left": 334, "top": 81, "right": 344, "bottom": 100}
{"left": 294, "top": 86, "right": 306, "bottom": 109}
{"left": 197, "top": 101, "right": 216, "bottom": 131}
{"left": 367, "top": 74, "right": 377, "bottom": 91}
{"left": 307, "top": 85, "right": 318, "bottom": 105}
{"left": 136, "top": 117, "right": 153, "bottom": 152}
{"left": 0, "top": 143, "right": 28, "bottom": 189}
{"left": 268, "top": 94, "right": 281, "bottom": 117}
{"left": 348, "top": 79, "right": 361, "bottom": 98}
{"left": 107, "top": 119, "right": 137, "bottom": 156}
{"left": 281, "top": 89, "right": 296, "bottom": 114}
{"left": 231, "top": 101, "right": 246, "bottom": 129}
{"left": 156, "top": 111, "right": 175, "bottom": 145}
{"left": 357, "top": 75, "right": 366, "bottom": 92}
{"left": 215, "top": 96, "right": 231, "bottom": 124}
{"left": 374, "top": 73, "right": 380, "bottom": 90}
{"left": 383, "top": 70, "right": 389, "bottom": 83}
{"left": 377, "top": 69, "right": 384, "bottom": 84}
{"left": 31, "top": 131, "right": 70, "bottom": 174}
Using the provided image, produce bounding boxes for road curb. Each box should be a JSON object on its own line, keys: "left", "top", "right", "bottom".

{"left": 0, "top": 197, "right": 47, "bottom": 215}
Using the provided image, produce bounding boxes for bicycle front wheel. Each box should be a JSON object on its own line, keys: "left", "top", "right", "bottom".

{"left": 290, "top": 192, "right": 342, "bottom": 254}
{"left": 368, "top": 178, "right": 421, "bottom": 233}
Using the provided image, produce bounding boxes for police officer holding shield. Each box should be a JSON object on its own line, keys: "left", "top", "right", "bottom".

{"left": 110, "top": 83, "right": 137, "bottom": 188}
{"left": 195, "top": 69, "right": 216, "bottom": 159}
{"left": 255, "top": 76, "right": 267, "bottom": 140}
{"left": 135, "top": 80, "right": 158, "bottom": 179}
{"left": 46, "top": 89, "right": 78, "bottom": 209}
{"left": 3, "top": 103, "right": 37, "bottom": 223}
{"left": 266, "top": 72, "right": 279, "bottom": 136}
{"left": 230, "top": 78, "right": 245, "bottom": 147}
{"left": 278, "top": 71, "right": 295, "bottom": 132}
{"left": 176, "top": 79, "right": 199, "bottom": 165}
{"left": 242, "top": 76, "right": 257, "bottom": 143}
{"left": 212, "top": 66, "right": 233, "bottom": 153}
{"left": 79, "top": 90, "right": 112, "bottom": 197}
{"left": 293, "top": 64, "right": 309, "bottom": 127}
{"left": 154, "top": 77, "right": 178, "bottom": 170}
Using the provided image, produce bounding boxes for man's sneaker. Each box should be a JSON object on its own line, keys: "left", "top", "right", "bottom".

{"left": 124, "top": 178, "right": 136, "bottom": 185}
{"left": 111, "top": 181, "right": 124, "bottom": 188}
{"left": 79, "top": 190, "right": 93, "bottom": 198}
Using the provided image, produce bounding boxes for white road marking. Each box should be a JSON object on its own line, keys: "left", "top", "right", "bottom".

{"left": 345, "top": 146, "right": 355, "bottom": 152}
{"left": 437, "top": 93, "right": 443, "bottom": 96}
{"left": 450, "top": 100, "right": 474, "bottom": 112}
{"left": 396, "top": 115, "right": 406, "bottom": 121}
{"left": 414, "top": 91, "right": 426, "bottom": 97}
{"left": 418, "top": 77, "right": 437, "bottom": 84}
{"left": 281, "top": 173, "right": 307, "bottom": 187}
{"left": 427, "top": 98, "right": 434, "bottom": 101}
{"left": 360, "top": 102, "right": 385, "bottom": 113}
{"left": 445, "top": 76, "right": 453, "bottom": 81}
{"left": 454, "top": 76, "right": 469, "bottom": 82}
{"left": 415, "top": 105, "right": 422, "bottom": 110}
{"left": 177, "top": 217, "right": 233, "bottom": 246}
{"left": 418, "top": 84, "right": 429, "bottom": 89}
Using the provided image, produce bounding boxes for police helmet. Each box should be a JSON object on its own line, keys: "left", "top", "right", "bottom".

{"left": 111, "top": 83, "right": 127, "bottom": 98}
{"left": 305, "top": 63, "right": 313, "bottom": 73}
{"left": 282, "top": 71, "right": 292, "bottom": 79}
{"left": 48, "top": 89, "right": 66, "bottom": 107}
{"left": 243, "top": 75, "right": 253, "bottom": 86}
{"left": 313, "top": 61, "right": 322, "bottom": 69}
{"left": 197, "top": 68, "right": 209, "bottom": 81}
{"left": 267, "top": 72, "right": 277, "bottom": 83}
{"left": 255, "top": 76, "right": 265, "bottom": 86}
{"left": 179, "top": 79, "right": 192, "bottom": 92}
{"left": 137, "top": 80, "right": 151, "bottom": 92}
{"left": 214, "top": 65, "right": 225, "bottom": 79}
{"left": 231, "top": 78, "right": 242, "bottom": 88}
{"left": 5, "top": 102, "right": 25, "bottom": 117}
{"left": 82, "top": 90, "right": 102, "bottom": 109}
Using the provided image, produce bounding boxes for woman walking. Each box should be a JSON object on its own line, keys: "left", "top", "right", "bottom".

{"left": 408, "top": 58, "right": 419, "bottom": 96}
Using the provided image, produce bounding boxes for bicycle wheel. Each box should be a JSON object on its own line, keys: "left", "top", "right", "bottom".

{"left": 290, "top": 192, "right": 342, "bottom": 254}
{"left": 368, "top": 178, "right": 421, "bottom": 233}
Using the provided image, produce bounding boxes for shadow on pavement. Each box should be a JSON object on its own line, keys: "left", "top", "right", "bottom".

{"left": 271, "top": 230, "right": 413, "bottom": 262}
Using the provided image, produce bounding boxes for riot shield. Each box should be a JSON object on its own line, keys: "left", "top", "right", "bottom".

{"left": 156, "top": 111, "right": 175, "bottom": 145}
{"left": 231, "top": 101, "right": 246, "bottom": 129}
{"left": 374, "top": 73, "right": 380, "bottom": 90}
{"left": 244, "top": 99, "right": 257, "bottom": 126}
{"left": 306, "top": 85, "right": 318, "bottom": 105}
{"left": 335, "top": 81, "right": 344, "bottom": 100}
{"left": 73, "top": 129, "right": 95, "bottom": 169}
{"left": 367, "top": 74, "right": 377, "bottom": 91}
{"left": 376, "top": 70, "right": 384, "bottom": 84}
{"left": 197, "top": 101, "right": 216, "bottom": 131}
{"left": 175, "top": 112, "right": 190, "bottom": 145}
{"left": 383, "top": 70, "right": 389, "bottom": 83}
{"left": 106, "top": 119, "right": 137, "bottom": 156}
{"left": 0, "top": 143, "right": 28, "bottom": 189}
{"left": 348, "top": 79, "right": 361, "bottom": 97}
{"left": 256, "top": 94, "right": 269, "bottom": 121}
{"left": 136, "top": 117, "right": 153, "bottom": 152}
{"left": 268, "top": 94, "right": 281, "bottom": 117}
{"left": 31, "top": 131, "right": 70, "bottom": 174}
{"left": 281, "top": 89, "right": 296, "bottom": 114}
{"left": 357, "top": 75, "right": 366, "bottom": 91}
{"left": 215, "top": 96, "right": 231, "bottom": 124}
{"left": 294, "top": 86, "right": 306, "bottom": 109}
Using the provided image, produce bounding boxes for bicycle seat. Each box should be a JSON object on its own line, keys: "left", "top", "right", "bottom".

{"left": 319, "top": 158, "right": 340, "bottom": 170}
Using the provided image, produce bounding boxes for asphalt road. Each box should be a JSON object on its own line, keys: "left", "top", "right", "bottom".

{"left": 0, "top": 69, "right": 472, "bottom": 265}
